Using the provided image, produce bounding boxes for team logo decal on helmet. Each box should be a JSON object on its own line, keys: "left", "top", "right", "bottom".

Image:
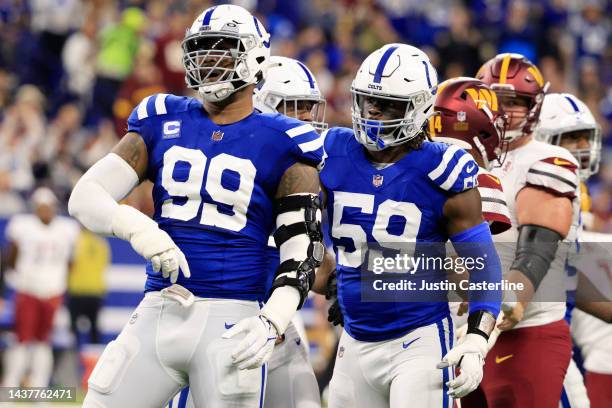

{"left": 431, "top": 77, "right": 507, "bottom": 170}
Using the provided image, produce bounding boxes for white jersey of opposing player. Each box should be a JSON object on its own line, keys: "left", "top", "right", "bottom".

{"left": 571, "top": 231, "right": 612, "bottom": 375}
{"left": 5, "top": 214, "right": 79, "bottom": 298}
{"left": 492, "top": 138, "right": 580, "bottom": 329}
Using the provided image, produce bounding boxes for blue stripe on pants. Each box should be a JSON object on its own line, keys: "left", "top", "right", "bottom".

{"left": 437, "top": 320, "right": 449, "bottom": 408}
{"left": 561, "top": 387, "right": 571, "bottom": 408}
{"left": 259, "top": 364, "right": 266, "bottom": 408}
{"left": 177, "top": 387, "right": 189, "bottom": 408}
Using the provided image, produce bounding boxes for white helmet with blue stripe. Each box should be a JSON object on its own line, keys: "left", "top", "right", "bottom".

{"left": 183, "top": 5, "right": 271, "bottom": 102}
{"left": 351, "top": 43, "right": 438, "bottom": 151}
{"left": 536, "top": 93, "right": 602, "bottom": 180}
{"left": 253, "top": 56, "right": 327, "bottom": 132}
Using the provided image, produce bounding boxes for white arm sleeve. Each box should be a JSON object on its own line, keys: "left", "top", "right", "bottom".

{"left": 68, "top": 153, "right": 140, "bottom": 235}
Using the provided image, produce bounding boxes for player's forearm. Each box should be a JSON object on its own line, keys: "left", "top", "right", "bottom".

{"left": 68, "top": 153, "right": 139, "bottom": 235}
{"left": 5, "top": 242, "right": 17, "bottom": 270}
{"left": 576, "top": 301, "right": 612, "bottom": 324}
{"left": 263, "top": 163, "right": 324, "bottom": 334}
{"left": 312, "top": 250, "right": 335, "bottom": 295}
{"left": 504, "top": 269, "right": 536, "bottom": 306}
{"left": 450, "top": 222, "right": 503, "bottom": 316}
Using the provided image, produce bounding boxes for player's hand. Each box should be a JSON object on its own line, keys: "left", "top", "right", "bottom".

{"left": 113, "top": 205, "right": 190, "bottom": 283}
{"left": 437, "top": 333, "right": 487, "bottom": 398}
{"left": 325, "top": 270, "right": 344, "bottom": 326}
{"left": 222, "top": 315, "right": 279, "bottom": 370}
{"left": 129, "top": 225, "right": 190, "bottom": 283}
{"left": 327, "top": 299, "right": 344, "bottom": 326}
{"left": 498, "top": 301, "right": 524, "bottom": 331}
{"left": 457, "top": 301, "right": 469, "bottom": 316}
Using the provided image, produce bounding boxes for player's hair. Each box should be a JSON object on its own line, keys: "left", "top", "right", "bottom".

{"left": 406, "top": 133, "right": 425, "bottom": 150}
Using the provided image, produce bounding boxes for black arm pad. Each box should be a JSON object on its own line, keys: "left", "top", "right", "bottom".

{"left": 510, "top": 224, "right": 563, "bottom": 291}
{"left": 467, "top": 310, "right": 496, "bottom": 340}
{"left": 269, "top": 259, "right": 317, "bottom": 309}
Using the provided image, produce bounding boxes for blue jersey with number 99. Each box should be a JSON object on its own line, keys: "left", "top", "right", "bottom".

{"left": 320, "top": 127, "right": 479, "bottom": 341}
{"left": 127, "top": 94, "right": 323, "bottom": 301}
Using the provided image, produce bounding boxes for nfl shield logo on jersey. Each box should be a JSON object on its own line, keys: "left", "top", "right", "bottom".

{"left": 211, "top": 130, "right": 224, "bottom": 141}
{"left": 457, "top": 111, "right": 467, "bottom": 122}
{"left": 373, "top": 174, "right": 384, "bottom": 187}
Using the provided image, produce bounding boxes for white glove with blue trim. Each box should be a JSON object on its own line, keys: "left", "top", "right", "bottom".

{"left": 437, "top": 333, "right": 487, "bottom": 398}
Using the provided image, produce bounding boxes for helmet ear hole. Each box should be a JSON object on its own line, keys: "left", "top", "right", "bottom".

{"left": 480, "top": 131, "right": 492, "bottom": 140}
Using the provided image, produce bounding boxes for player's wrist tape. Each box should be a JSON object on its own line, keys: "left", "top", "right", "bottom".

{"left": 261, "top": 286, "right": 301, "bottom": 335}
{"left": 467, "top": 310, "right": 496, "bottom": 340}
{"left": 511, "top": 224, "right": 562, "bottom": 291}
{"left": 270, "top": 194, "right": 324, "bottom": 308}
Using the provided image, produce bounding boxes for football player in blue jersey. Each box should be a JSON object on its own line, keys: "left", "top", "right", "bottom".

{"left": 319, "top": 44, "right": 503, "bottom": 408}
{"left": 168, "top": 55, "right": 327, "bottom": 408}
{"left": 68, "top": 5, "right": 325, "bottom": 407}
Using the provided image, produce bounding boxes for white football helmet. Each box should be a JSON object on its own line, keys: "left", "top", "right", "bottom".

{"left": 351, "top": 43, "right": 438, "bottom": 151}
{"left": 536, "top": 93, "right": 602, "bottom": 180}
{"left": 253, "top": 56, "right": 327, "bottom": 132}
{"left": 183, "top": 5, "right": 271, "bottom": 102}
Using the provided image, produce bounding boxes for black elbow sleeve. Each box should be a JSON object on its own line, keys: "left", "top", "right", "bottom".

{"left": 510, "top": 224, "right": 563, "bottom": 291}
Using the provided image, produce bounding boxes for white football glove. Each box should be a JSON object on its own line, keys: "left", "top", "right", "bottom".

{"left": 437, "top": 333, "right": 487, "bottom": 398}
{"left": 112, "top": 205, "right": 190, "bottom": 283}
{"left": 222, "top": 315, "right": 279, "bottom": 370}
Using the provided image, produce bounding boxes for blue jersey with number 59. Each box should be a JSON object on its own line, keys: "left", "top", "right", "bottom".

{"left": 127, "top": 93, "right": 323, "bottom": 301}
{"left": 320, "top": 127, "right": 479, "bottom": 341}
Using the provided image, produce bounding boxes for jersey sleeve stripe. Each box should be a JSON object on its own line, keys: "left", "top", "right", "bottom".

{"left": 532, "top": 160, "right": 578, "bottom": 178}
{"left": 439, "top": 153, "right": 473, "bottom": 190}
{"left": 478, "top": 185, "right": 506, "bottom": 200}
{"left": 297, "top": 135, "right": 324, "bottom": 153}
{"left": 137, "top": 95, "right": 152, "bottom": 120}
{"left": 427, "top": 144, "right": 461, "bottom": 181}
{"left": 286, "top": 124, "right": 316, "bottom": 138}
{"left": 481, "top": 196, "right": 507, "bottom": 205}
{"left": 154, "top": 94, "right": 168, "bottom": 115}
{"left": 527, "top": 168, "right": 577, "bottom": 189}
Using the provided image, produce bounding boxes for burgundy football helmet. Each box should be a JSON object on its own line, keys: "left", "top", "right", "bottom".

{"left": 476, "top": 53, "right": 549, "bottom": 142}
{"left": 429, "top": 77, "right": 507, "bottom": 169}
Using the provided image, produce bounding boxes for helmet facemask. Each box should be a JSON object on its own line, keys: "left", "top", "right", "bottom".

{"left": 548, "top": 127, "right": 602, "bottom": 180}
{"left": 492, "top": 84, "right": 547, "bottom": 142}
{"left": 183, "top": 31, "right": 261, "bottom": 102}
{"left": 351, "top": 87, "right": 433, "bottom": 151}
{"left": 264, "top": 92, "right": 328, "bottom": 133}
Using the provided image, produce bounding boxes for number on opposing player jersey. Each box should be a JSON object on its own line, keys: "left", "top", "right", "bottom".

{"left": 332, "top": 192, "right": 422, "bottom": 268}
{"left": 160, "top": 146, "right": 256, "bottom": 231}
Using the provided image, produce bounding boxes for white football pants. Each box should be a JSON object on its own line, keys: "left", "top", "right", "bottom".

{"left": 328, "top": 316, "right": 455, "bottom": 408}
{"left": 83, "top": 292, "right": 266, "bottom": 408}
{"left": 168, "top": 318, "right": 320, "bottom": 408}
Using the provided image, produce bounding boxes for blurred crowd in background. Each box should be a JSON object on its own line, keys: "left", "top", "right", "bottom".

{"left": 0, "top": 0, "right": 610, "bottom": 230}
{"left": 0, "top": 0, "right": 610, "bottom": 395}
